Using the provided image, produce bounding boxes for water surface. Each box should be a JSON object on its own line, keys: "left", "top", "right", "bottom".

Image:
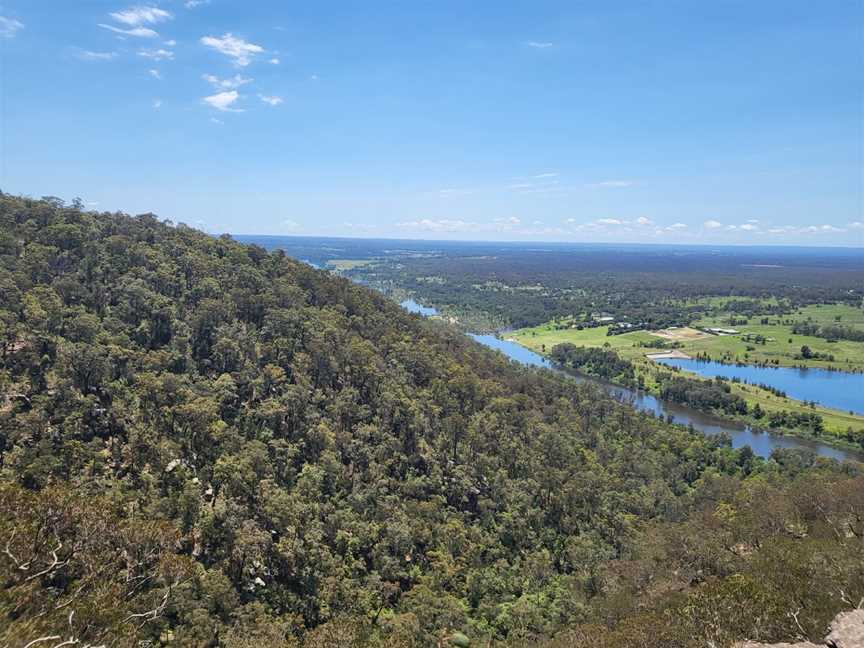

{"left": 399, "top": 300, "right": 860, "bottom": 461}
{"left": 656, "top": 358, "right": 864, "bottom": 415}
{"left": 470, "top": 335, "right": 860, "bottom": 462}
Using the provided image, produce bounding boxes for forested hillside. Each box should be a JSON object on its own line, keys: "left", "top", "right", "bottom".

{"left": 1, "top": 194, "right": 861, "bottom": 647}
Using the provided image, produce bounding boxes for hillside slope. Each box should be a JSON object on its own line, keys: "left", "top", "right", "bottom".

{"left": 0, "top": 194, "right": 861, "bottom": 647}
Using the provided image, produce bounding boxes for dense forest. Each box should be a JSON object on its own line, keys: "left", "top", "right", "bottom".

{"left": 1, "top": 194, "right": 862, "bottom": 647}
{"left": 329, "top": 245, "right": 864, "bottom": 331}
{"left": 548, "top": 344, "right": 636, "bottom": 385}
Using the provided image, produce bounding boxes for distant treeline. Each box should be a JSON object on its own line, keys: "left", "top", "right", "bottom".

{"left": 792, "top": 321, "right": 864, "bottom": 342}
{"left": 347, "top": 250, "right": 864, "bottom": 330}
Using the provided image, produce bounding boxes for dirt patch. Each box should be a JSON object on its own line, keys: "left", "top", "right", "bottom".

{"left": 646, "top": 350, "right": 692, "bottom": 360}
{"left": 650, "top": 327, "right": 709, "bottom": 341}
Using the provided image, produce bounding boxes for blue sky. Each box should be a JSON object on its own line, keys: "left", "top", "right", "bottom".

{"left": 1, "top": 1, "right": 862, "bottom": 245}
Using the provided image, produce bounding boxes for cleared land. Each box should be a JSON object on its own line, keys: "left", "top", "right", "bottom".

{"left": 511, "top": 308, "right": 864, "bottom": 445}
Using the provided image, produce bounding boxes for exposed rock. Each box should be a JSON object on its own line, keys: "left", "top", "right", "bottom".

{"left": 825, "top": 609, "right": 864, "bottom": 648}
{"left": 734, "top": 608, "right": 864, "bottom": 648}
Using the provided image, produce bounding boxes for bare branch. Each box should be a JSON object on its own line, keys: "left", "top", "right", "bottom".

{"left": 25, "top": 541, "right": 67, "bottom": 582}
{"left": 23, "top": 637, "right": 61, "bottom": 648}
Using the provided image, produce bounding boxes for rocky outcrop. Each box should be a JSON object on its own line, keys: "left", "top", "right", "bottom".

{"left": 735, "top": 608, "right": 864, "bottom": 648}
{"left": 824, "top": 609, "right": 864, "bottom": 648}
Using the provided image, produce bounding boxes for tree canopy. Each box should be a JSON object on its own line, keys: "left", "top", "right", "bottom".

{"left": 0, "top": 194, "right": 861, "bottom": 647}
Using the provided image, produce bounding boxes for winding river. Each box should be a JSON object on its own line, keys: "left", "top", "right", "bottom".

{"left": 401, "top": 299, "right": 862, "bottom": 462}
{"left": 655, "top": 358, "right": 864, "bottom": 415}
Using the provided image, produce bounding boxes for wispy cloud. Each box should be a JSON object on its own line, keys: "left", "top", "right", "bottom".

{"left": 635, "top": 216, "right": 653, "bottom": 226}
{"left": 0, "top": 16, "right": 24, "bottom": 38}
{"left": 110, "top": 6, "right": 172, "bottom": 26}
{"left": 203, "top": 90, "right": 243, "bottom": 112}
{"left": 99, "top": 23, "right": 160, "bottom": 38}
{"left": 703, "top": 219, "right": 723, "bottom": 229}
{"left": 138, "top": 48, "right": 174, "bottom": 61}
{"left": 203, "top": 73, "right": 253, "bottom": 90}
{"left": 281, "top": 219, "right": 301, "bottom": 231}
{"left": 435, "top": 188, "right": 473, "bottom": 197}
{"left": 587, "top": 180, "right": 635, "bottom": 188}
{"left": 667, "top": 222, "right": 687, "bottom": 230}
{"left": 149, "top": 68, "right": 162, "bottom": 79}
{"left": 269, "top": 57, "right": 280, "bottom": 65}
{"left": 153, "top": 99, "right": 162, "bottom": 109}
{"left": 201, "top": 33, "right": 264, "bottom": 67}
{"left": 396, "top": 219, "right": 481, "bottom": 234}
{"left": 185, "top": 0, "right": 210, "bottom": 8}
{"left": 531, "top": 172, "right": 559, "bottom": 179}
{"left": 595, "top": 218, "right": 624, "bottom": 226}
{"left": 258, "top": 94, "right": 283, "bottom": 106}
{"left": 526, "top": 41, "right": 554, "bottom": 49}
{"left": 76, "top": 49, "right": 117, "bottom": 61}
{"left": 739, "top": 223, "right": 759, "bottom": 231}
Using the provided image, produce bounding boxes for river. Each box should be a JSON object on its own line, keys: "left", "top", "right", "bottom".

{"left": 400, "top": 299, "right": 862, "bottom": 462}
{"left": 655, "top": 358, "right": 864, "bottom": 415}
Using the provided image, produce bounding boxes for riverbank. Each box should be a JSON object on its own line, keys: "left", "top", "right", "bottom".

{"left": 469, "top": 333, "right": 863, "bottom": 462}
{"left": 646, "top": 350, "right": 692, "bottom": 360}
{"left": 401, "top": 299, "right": 864, "bottom": 459}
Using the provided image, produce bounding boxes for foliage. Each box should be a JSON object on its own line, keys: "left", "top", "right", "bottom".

{"left": 0, "top": 194, "right": 861, "bottom": 647}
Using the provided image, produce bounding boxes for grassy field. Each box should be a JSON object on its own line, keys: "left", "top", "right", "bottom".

{"left": 511, "top": 315, "right": 864, "bottom": 445}
{"left": 513, "top": 308, "right": 864, "bottom": 372}
{"left": 326, "top": 258, "right": 377, "bottom": 271}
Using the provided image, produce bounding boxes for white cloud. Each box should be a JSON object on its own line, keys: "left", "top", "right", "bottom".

{"left": 153, "top": 99, "right": 162, "bottom": 109}
{"left": 76, "top": 50, "right": 117, "bottom": 61}
{"left": 595, "top": 218, "right": 623, "bottom": 226}
{"left": 203, "top": 73, "right": 253, "bottom": 89}
{"left": 310, "top": 74, "right": 319, "bottom": 81}
{"left": 739, "top": 223, "right": 759, "bottom": 231}
{"left": 98, "top": 24, "right": 160, "bottom": 38}
{"left": 203, "top": 90, "right": 243, "bottom": 112}
{"left": 269, "top": 57, "right": 280, "bottom": 65}
{"left": 258, "top": 94, "right": 283, "bottom": 106}
{"left": 111, "top": 7, "right": 173, "bottom": 27}
{"left": 149, "top": 68, "right": 162, "bottom": 79}
{"left": 588, "top": 180, "right": 635, "bottom": 188}
{"left": 795, "top": 225, "right": 847, "bottom": 234}
{"left": 566, "top": 218, "right": 577, "bottom": 224}
{"left": 531, "top": 172, "right": 559, "bottom": 179}
{"left": 495, "top": 216, "right": 521, "bottom": 225}
{"left": 138, "top": 48, "right": 174, "bottom": 61}
{"left": 396, "top": 219, "right": 480, "bottom": 233}
{"left": 849, "top": 221, "right": 864, "bottom": 229}
{"left": 201, "top": 33, "right": 264, "bottom": 67}
{"left": 110, "top": 6, "right": 172, "bottom": 26}
{"left": 281, "top": 219, "right": 301, "bottom": 231}
{"left": 436, "top": 188, "right": 473, "bottom": 197}
{"left": 635, "top": 216, "right": 653, "bottom": 226}
{"left": 526, "top": 41, "right": 554, "bottom": 49}
{"left": 210, "top": 117, "right": 224, "bottom": 124}
{"left": 0, "top": 16, "right": 24, "bottom": 38}
{"left": 667, "top": 223, "right": 687, "bottom": 230}
{"left": 703, "top": 219, "right": 723, "bottom": 229}
{"left": 185, "top": 0, "right": 210, "bottom": 7}
{"left": 746, "top": 219, "right": 760, "bottom": 224}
